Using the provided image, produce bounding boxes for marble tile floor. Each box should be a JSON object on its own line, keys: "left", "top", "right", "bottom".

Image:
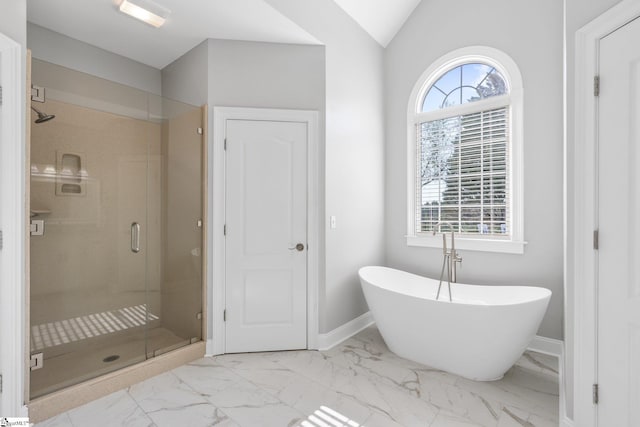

{"left": 34, "top": 326, "right": 559, "bottom": 427}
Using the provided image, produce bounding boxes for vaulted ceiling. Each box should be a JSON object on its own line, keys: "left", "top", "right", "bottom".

{"left": 332, "top": 0, "right": 421, "bottom": 46}
{"left": 27, "top": 0, "right": 422, "bottom": 69}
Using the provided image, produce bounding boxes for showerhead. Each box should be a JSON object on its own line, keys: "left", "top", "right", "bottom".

{"left": 31, "top": 106, "right": 55, "bottom": 124}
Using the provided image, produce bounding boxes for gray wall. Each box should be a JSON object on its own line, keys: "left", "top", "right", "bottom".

{"left": 265, "top": 0, "right": 386, "bottom": 333}
{"left": 1, "top": 0, "right": 26, "bottom": 47}
{"left": 161, "top": 38, "right": 325, "bottom": 344}
{"left": 207, "top": 38, "right": 327, "bottom": 330}
{"left": 384, "top": 0, "right": 564, "bottom": 339}
{"left": 208, "top": 39, "right": 325, "bottom": 112}
{"left": 161, "top": 40, "right": 209, "bottom": 106}
{"left": 27, "top": 23, "right": 161, "bottom": 95}
{"left": 564, "top": 0, "right": 621, "bottom": 420}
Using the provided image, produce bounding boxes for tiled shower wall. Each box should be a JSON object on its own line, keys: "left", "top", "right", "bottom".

{"left": 30, "top": 98, "right": 162, "bottom": 328}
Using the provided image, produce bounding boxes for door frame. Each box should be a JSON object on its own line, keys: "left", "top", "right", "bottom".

{"left": 210, "top": 107, "right": 319, "bottom": 355}
{"left": 573, "top": 1, "right": 640, "bottom": 425}
{"left": 0, "top": 32, "right": 28, "bottom": 416}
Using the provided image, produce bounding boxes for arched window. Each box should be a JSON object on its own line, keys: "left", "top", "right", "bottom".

{"left": 421, "top": 63, "right": 508, "bottom": 111}
{"left": 407, "top": 47, "right": 524, "bottom": 253}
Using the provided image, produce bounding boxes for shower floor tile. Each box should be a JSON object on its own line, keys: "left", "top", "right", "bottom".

{"left": 33, "top": 325, "right": 559, "bottom": 427}
{"left": 30, "top": 327, "right": 188, "bottom": 399}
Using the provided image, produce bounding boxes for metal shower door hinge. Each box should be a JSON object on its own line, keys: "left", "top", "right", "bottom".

{"left": 594, "top": 76, "right": 600, "bottom": 97}
{"left": 31, "top": 85, "right": 46, "bottom": 102}
{"left": 593, "top": 383, "right": 599, "bottom": 404}
{"left": 30, "top": 220, "right": 45, "bottom": 236}
{"left": 30, "top": 353, "right": 44, "bottom": 371}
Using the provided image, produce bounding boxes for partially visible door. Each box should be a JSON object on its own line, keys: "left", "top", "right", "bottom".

{"left": 0, "top": 50, "right": 4, "bottom": 414}
{"left": 225, "top": 119, "right": 307, "bottom": 353}
{"left": 597, "top": 16, "right": 640, "bottom": 426}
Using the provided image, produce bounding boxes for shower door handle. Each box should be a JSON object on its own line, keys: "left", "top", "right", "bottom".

{"left": 131, "top": 222, "right": 141, "bottom": 253}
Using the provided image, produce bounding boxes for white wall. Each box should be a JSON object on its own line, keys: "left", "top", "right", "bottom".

{"left": 264, "top": 0, "right": 386, "bottom": 333}
{"left": 564, "top": 0, "right": 621, "bottom": 421}
{"left": 385, "top": 0, "right": 564, "bottom": 339}
{"left": 27, "top": 23, "right": 161, "bottom": 95}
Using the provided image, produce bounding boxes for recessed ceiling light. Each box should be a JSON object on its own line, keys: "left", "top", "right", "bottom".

{"left": 119, "top": 0, "right": 170, "bottom": 28}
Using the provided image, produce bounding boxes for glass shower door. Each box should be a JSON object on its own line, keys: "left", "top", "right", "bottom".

{"left": 29, "top": 59, "right": 204, "bottom": 400}
{"left": 29, "top": 80, "right": 154, "bottom": 398}
{"left": 147, "top": 96, "right": 204, "bottom": 357}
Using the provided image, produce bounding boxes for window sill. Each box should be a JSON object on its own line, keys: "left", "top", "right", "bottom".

{"left": 406, "top": 235, "right": 527, "bottom": 254}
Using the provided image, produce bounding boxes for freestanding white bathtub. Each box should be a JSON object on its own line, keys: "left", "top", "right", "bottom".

{"left": 358, "top": 266, "right": 551, "bottom": 381}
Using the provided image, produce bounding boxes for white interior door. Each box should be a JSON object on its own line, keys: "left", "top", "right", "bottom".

{"left": 225, "top": 119, "right": 308, "bottom": 353}
{"left": 598, "top": 16, "right": 640, "bottom": 426}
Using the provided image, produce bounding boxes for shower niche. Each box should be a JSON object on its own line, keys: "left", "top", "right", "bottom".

{"left": 55, "top": 152, "right": 85, "bottom": 195}
{"left": 28, "top": 59, "right": 205, "bottom": 400}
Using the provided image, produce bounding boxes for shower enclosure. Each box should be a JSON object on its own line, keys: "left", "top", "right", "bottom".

{"left": 28, "top": 59, "right": 204, "bottom": 399}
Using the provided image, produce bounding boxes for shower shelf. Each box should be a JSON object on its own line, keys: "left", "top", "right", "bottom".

{"left": 30, "top": 209, "right": 52, "bottom": 218}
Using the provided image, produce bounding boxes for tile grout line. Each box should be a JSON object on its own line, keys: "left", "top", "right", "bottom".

{"left": 169, "top": 368, "right": 249, "bottom": 427}
{"left": 218, "top": 357, "right": 315, "bottom": 425}
{"left": 173, "top": 360, "right": 299, "bottom": 427}
{"left": 124, "top": 385, "right": 158, "bottom": 427}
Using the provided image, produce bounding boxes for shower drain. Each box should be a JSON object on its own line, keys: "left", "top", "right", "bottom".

{"left": 103, "top": 355, "right": 120, "bottom": 363}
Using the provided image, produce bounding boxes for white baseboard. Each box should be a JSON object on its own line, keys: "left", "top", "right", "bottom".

{"left": 527, "top": 335, "right": 572, "bottom": 426}
{"left": 527, "top": 335, "right": 563, "bottom": 357}
{"left": 317, "top": 311, "right": 374, "bottom": 351}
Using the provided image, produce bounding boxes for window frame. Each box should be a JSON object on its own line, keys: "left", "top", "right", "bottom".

{"left": 406, "top": 46, "right": 525, "bottom": 254}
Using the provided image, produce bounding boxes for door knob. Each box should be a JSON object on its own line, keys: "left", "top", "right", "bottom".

{"left": 288, "top": 243, "right": 305, "bottom": 252}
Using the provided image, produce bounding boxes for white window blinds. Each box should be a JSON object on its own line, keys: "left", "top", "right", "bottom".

{"left": 416, "top": 106, "right": 509, "bottom": 237}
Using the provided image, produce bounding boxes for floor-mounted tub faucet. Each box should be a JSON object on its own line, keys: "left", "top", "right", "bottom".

{"left": 432, "top": 222, "right": 463, "bottom": 301}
